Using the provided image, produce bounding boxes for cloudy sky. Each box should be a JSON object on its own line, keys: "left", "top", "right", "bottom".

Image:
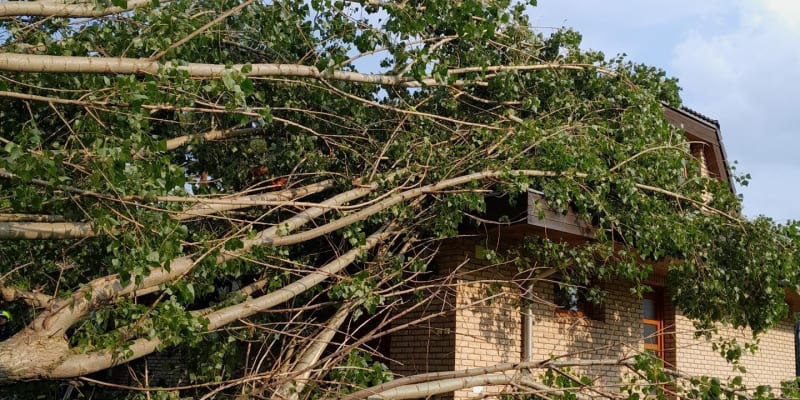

{"left": 529, "top": 0, "right": 800, "bottom": 223}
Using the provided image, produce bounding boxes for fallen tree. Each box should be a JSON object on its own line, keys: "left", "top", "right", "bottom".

{"left": 0, "top": 0, "right": 798, "bottom": 398}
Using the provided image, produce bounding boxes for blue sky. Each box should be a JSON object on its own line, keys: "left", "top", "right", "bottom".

{"left": 529, "top": 0, "right": 800, "bottom": 223}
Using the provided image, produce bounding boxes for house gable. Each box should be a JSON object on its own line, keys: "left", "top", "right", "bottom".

{"left": 662, "top": 106, "right": 733, "bottom": 189}
{"left": 527, "top": 105, "right": 733, "bottom": 238}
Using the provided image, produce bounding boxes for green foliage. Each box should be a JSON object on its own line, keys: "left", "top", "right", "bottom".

{"left": 627, "top": 354, "right": 672, "bottom": 400}
{"left": 315, "top": 351, "right": 393, "bottom": 396}
{"left": 0, "top": 0, "right": 797, "bottom": 398}
{"left": 328, "top": 269, "right": 384, "bottom": 319}
{"left": 669, "top": 218, "right": 797, "bottom": 333}
{"left": 538, "top": 366, "right": 585, "bottom": 400}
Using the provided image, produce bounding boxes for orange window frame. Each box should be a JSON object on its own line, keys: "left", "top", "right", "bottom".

{"left": 643, "top": 292, "right": 665, "bottom": 360}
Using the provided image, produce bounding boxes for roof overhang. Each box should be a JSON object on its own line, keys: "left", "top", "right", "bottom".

{"left": 662, "top": 105, "right": 735, "bottom": 193}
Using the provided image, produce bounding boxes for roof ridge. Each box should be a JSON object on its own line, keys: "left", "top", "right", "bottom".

{"left": 679, "top": 105, "right": 720, "bottom": 127}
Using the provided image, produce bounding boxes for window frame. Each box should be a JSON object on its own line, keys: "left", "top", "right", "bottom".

{"left": 643, "top": 290, "right": 665, "bottom": 361}
{"left": 553, "top": 283, "right": 603, "bottom": 321}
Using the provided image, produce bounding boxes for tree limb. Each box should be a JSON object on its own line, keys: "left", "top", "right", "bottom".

{"left": 262, "top": 170, "right": 566, "bottom": 247}
{"left": 0, "top": 287, "right": 53, "bottom": 308}
{"left": 0, "top": 180, "right": 336, "bottom": 239}
{"left": 0, "top": 214, "right": 65, "bottom": 222}
{"left": 29, "top": 183, "right": 377, "bottom": 338}
{"left": 344, "top": 359, "right": 624, "bottom": 400}
{"left": 174, "top": 179, "right": 336, "bottom": 221}
{"left": 361, "top": 372, "right": 600, "bottom": 400}
{"left": 0, "top": 0, "right": 155, "bottom": 18}
{"left": 369, "top": 373, "right": 518, "bottom": 400}
{"left": 0, "top": 54, "right": 607, "bottom": 87}
{"left": 164, "top": 127, "right": 263, "bottom": 150}
{"left": 43, "top": 224, "right": 396, "bottom": 380}
{"left": 271, "top": 304, "right": 354, "bottom": 400}
{"left": 0, "top": 222, "right": 96, "bottom": 240}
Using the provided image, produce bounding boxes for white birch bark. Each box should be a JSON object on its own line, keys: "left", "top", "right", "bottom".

{"left": 0, "top": 222, "right": 96, "bottom": 240}
{"left": 0, "top": 0, "right": 154, "bottom": 18}
{"left": 35, "top": 225, "right": 394, "bottom": 381}
{"left": 0, "top": 54, "right": 605, "bottom": 88}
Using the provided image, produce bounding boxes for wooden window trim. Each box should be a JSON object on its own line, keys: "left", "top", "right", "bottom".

{"left": 643, "top": 290, "right": 665, "bottom": 361}
{"left": 554, "top": 309, "right": 587, "bottom": 318}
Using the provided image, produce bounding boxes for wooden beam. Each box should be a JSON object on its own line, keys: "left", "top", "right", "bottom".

{"left": 527, "top": 191, "right": 594, "bottom": 238}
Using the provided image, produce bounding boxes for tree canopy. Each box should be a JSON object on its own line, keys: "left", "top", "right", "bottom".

{"left": 0, "top": 0, "right": 798, "bottom": 398}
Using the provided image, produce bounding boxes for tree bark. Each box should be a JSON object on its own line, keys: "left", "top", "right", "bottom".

{"left": 0, "top": 180, "right": 336, "bottom": 239}
{"left": 0, "top": 0, "right": 154, "bottom": 18}
{"left": 0, "top": 54, "right": 603, "bottom": 88}
{"left": 0, "top": 332, "right": 70, "bottom": 381}
{"left": 0, "top": 214, "right": 65, "bottom": 222}
{"left": 365, "top": 373, "right": 519, "bottom": 400}
{"left": 345, "top": 359, "right": 623, "bottom": 400}
{"left": 270, "top": 304, "right": 353, "bottom": 400}
{"left": 0, "top": 222, "right": 95, "bottom": 240}
{"left": 175, "top": 179, "right": 335, "bottom": 221}
{"left": 259, "top": 169, "right": 562, "bottom": 247}
{"left": 0, "top": 287, "right": 52, "bottom": 308}
{"left": 164, "top": 127, "right": 263, "bottom": 150}
{"left": 0, "top": 225, "right": 394, "bottom": 382}
{"left": 27, "top": 183, "right": 375, "bottom": 339}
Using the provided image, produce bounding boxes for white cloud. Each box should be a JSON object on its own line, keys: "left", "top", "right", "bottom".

{"left": 671, "top": 0, "right": 800, "bottom": 221}
{"left": 531, "top": 0, "right": 731, "bottom": 29}
{"left": 758, "top": 0, "right": 800, "bottom": 35}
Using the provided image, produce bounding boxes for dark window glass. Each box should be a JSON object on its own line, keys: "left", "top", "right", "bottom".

{"left": 553, "top": 284, "right": 603, "bottom": 321}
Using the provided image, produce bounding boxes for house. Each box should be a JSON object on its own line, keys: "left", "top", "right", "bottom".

{"left": 387, "top": 107, "right": 799, "bottom": 399}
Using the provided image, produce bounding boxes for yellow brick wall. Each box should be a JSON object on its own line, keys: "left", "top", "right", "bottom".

{"left": 527, "top": 279, "right": 642, "bottom": 391}
{"left": 445, "top": 262, "right": 647, "bottom": 397}
{"left": 673, "top": 314, "right": 796, "bottom": 390}
{"left": 453, "top": 263, "right": 522, "bottom": 399}
{"left": 387, "top": 239, "right": 468, "bottom": 400}
{"left": 388, "top": 290, "right": 456, "bottom": 378}
{"left": 388, "top": 237, "right": 797, "bottom": 399}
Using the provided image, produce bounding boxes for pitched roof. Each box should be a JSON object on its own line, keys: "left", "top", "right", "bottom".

{"left": 678, "top": 106, "right": 720, "bottom": 128}
{"left": 663, "top": 105, "right": 734, "bottom": 192}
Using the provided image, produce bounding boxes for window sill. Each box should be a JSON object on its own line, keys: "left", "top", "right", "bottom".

{"left": 553, "top": 310, "right": 604, "bottom": 325}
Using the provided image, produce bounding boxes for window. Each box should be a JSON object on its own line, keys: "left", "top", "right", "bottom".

{"left": 643, "top": 291, "right": 664, "bottom": 360}
{"left": 690, "top": 142, "right": 710, "bottom": 178}
{"left": 554, "top": 283, "right": 603, "bottom": 321}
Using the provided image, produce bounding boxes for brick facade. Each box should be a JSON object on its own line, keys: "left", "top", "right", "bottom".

{"left": 673, "top": 315, "right": 795, "bottom": 389}
{"left": 389, "top": 283, "right": 457, "bottom": 380}
{"left": 452, "top": 262, "right": 522, "bottom": 399}
{"left": 527, "top": 279, "right": 641, "bottom": 391}
{"left": 389, "top": 237, "right": 798, "bottom": 399}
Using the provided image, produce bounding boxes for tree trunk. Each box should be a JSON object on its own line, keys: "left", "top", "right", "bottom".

{"left": 0, "top": 0, "right": 153, "bottom": 18}
{"left": 0, "top": 332, "right": 70, "bottom": 382}
{"left": 0, "top": 222, "right": 95, "bottom": 240}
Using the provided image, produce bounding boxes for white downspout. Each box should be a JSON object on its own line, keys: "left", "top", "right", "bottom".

{"left": 523, "top": 283, "right": 534, "bottom": 363}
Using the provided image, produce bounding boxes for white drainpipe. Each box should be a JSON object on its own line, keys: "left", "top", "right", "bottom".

{"left": 523, "top": 283, "right": 534, "bottom": 362}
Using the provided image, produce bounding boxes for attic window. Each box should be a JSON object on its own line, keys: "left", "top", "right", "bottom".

{"left": 553, "top": 284, "right": 603, "bottom": 321}
{"left": 690, "top": 142, "right": 710, "bottom": 178}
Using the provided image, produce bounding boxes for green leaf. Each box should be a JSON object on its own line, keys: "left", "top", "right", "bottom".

{"left": 146, "top": 251, "right": 160, "bottom": 263}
